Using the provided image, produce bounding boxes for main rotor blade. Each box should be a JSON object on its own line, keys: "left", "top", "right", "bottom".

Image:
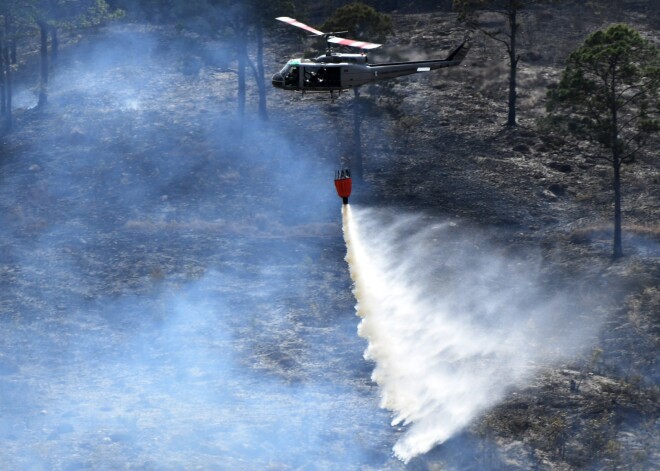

{"left": 327, "top": 36, "right": 381, "bottom": 50}
{"left": 276, "top": 16, "right": 324, "bottom": 36}
{"left": 276, "top": 17, "right": 382, "bottom": 50}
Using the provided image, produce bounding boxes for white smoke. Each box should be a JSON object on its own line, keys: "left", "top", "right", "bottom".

{"left": 342, "top": 205, "right": 598, "bottom": 463}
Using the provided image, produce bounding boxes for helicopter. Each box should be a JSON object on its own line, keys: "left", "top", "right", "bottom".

{"left": 272, "top": 16, "right": 470, "bottom": 95}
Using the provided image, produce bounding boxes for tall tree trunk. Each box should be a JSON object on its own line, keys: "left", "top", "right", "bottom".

{"left": 0, "top": 36, "right": 5, "bottom": 116}
{"left": 610, "top": 76, "right": 623, "bottom": 259}
{"left": 507, "top": 5, "right": 518, "bottom": 127}
{"left": 612, "top": 159, "right": 623, "bottom": 259}
{"left": 9, "top": 15, "right": 16, "bottom": 65}
{"left": 3, "top": 43, "right": 11, "bottom": 130}
{"left": 237, "top": 33, "right": 246, "bottom": 119}
{"left": 38, "top": 21, "right": 49, "bottom": 108}
{"left": 5, "top": 13, "right": 17, "bottom": 65}
{"left": 51, "top": 27, "right": 59, "bottom": 62}
{"left": 352, "top": 88, "right": 363, "bottom": 182}
{"left": 255, "top": 21, "right": 268, "bottom": 121}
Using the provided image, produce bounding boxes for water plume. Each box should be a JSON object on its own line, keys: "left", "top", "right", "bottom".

{"left": 342, "top": 205, "right": 597, "bottom": 463}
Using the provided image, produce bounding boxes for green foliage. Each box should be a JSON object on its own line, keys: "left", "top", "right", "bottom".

{"left": 546, "top": 24, "right": 660, "bottom": 163}
{"left": 545, "top": 23, "right": 659, "bottom": 258}
{"left": 0, "top": 0, "right": 36, "bottom": 36}
{"left": 8, "top": 0, "right": 123, "bottom": 30}
{"left": 583, "top": 412, "right": 617, "bottom": 460}
{"left": 320, "top": 2, "right": 392, "bottom": 42}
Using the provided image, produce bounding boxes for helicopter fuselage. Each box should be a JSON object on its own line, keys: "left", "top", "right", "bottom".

{"left": 272, "top": 42, "right": 469, "bottom": 92}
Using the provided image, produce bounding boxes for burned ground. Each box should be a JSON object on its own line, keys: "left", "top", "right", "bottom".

{"left": 0, "top": 6, "right": 658, "bottom": 471}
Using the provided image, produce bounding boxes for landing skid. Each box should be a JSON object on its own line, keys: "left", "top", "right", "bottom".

{"left": 296, "top": 89, "right": 344, "bottom": 102}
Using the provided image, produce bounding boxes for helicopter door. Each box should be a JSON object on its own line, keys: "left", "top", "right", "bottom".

{"left": 284, "top": 66, "right": 299, "bottom": 88}
{"left": 302, "top": 65, "right": 341, "bottom": 89}
{"left": 322, "top": 66, "right": 341, "bottom": 88}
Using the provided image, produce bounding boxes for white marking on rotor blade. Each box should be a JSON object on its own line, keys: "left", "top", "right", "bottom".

{"left": 417, "top": 67, "right": 431, "bottom": 72}
{"left": 328, "top": 37, "right": 381, "bottom": 49}
{"left": 276, "top": 17, "right": 324, "bottom": 36}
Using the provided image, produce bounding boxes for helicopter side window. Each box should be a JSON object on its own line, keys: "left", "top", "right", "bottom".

{"left": 284, "top": 66, "right": 299, "bottom": 86}
{"left": 303, "top": 67, "right": 332, "bottom": 87}
{"left": 304, "top": 68, "right": 319, "bottom": 86}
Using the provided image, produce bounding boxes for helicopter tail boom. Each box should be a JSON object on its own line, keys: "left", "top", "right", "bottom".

{"left": 370, "top": 40, "right": 470, "bottom": 68}
{"left": 445, "top": 39, "right": 470, "bottom": 63}
{"left": 367, "top": 40, "right": 470, "bottom": 82}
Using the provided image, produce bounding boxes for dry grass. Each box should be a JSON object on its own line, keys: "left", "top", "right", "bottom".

{"left": 568, "top": 224, "right": 660, "bottom": 245}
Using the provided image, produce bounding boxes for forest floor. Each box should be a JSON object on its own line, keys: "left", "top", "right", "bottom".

{"left": 0, "top": 5, "right": 658, "bottom": 470}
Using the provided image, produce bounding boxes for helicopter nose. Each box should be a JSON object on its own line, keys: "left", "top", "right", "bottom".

{"left": 272, "top": 73, "right": 284, "bottom": 88}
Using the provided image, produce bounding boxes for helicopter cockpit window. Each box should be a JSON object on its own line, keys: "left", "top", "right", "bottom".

{"left": 284, "top": 65, "right": 299, "bottom": 86}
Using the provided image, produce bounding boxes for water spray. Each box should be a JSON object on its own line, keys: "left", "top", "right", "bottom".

{"left": 340, "top": 206, "right": 598, "bottom": 463}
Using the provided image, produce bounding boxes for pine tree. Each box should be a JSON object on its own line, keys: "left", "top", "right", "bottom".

{"left": 546, "top": 24, "right": 660, "bottom": 258}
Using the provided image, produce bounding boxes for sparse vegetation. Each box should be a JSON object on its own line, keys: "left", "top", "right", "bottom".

{"left": 453, "top": 0, "right": 557, "bottom": 127}
{"left": 0, "top": 1, "right": 657, "bottom": 469}
{"left": 320, "top": 2, "right": 393, "bottom": 42}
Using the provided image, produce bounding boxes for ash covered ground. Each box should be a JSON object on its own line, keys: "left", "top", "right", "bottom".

{"left": 0, "top": 25, "right": 403, "bottom": 470}
{"left": 0, "top": 9, "right": 659, "bottom": 471}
